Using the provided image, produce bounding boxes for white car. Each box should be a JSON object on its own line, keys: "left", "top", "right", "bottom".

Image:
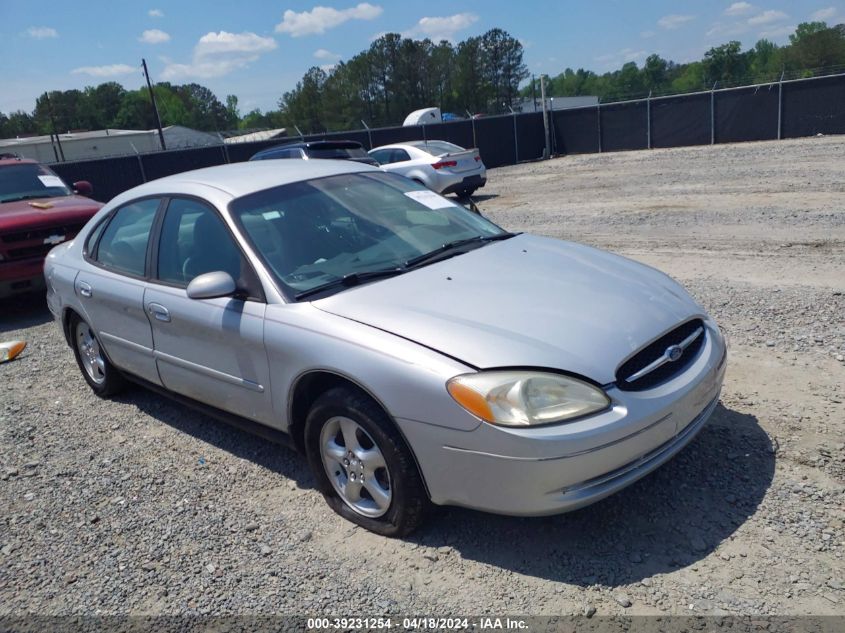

{"left": 369, "top": 141, "right": 487, "bottom": 198}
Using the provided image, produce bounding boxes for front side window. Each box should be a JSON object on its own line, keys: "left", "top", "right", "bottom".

{"left": 369, "top": 149, "right": 392, "bottom": 165}
{"left": 156, "top": 198, "right": 247, "bottom": 289}
{"left": 230, "top": 172, "right": 506, "bottom": 298}
{"left": 390, "top": 149, "right": 411, "bottom": 163}
{"left": 94, "top": 198, "right": 159, "bottom": 276}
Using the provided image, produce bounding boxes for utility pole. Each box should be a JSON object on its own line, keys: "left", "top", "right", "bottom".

{"left": 43, "top": 92, "right": 65, "bottom": 162}
{"left": 142, "top": 58, "right": 166, "bottom": 150}
{"left": 531, "top": 74, "right": 537, "bottom": 112}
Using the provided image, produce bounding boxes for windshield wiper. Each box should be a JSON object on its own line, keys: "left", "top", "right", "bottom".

{"left": 1, "top": 194, "right": 54, "bottom": 204}
{"left": 294, "top": 267, "right": 406, "bottom": 300}
{"left": 404, "top": 232, "right": 519, "bottom": 269}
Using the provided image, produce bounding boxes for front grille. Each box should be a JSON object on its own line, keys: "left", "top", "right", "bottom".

{"left": 615, "top": 319, "right": 705, "bottom": 391}
{"left": 1, "top": 222, "right": 84, "bottom": 244}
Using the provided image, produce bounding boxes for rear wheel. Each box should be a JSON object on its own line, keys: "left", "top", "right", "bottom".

{"left": 457, "top": 187, "right": 477, "bottom": 198}
{"left": 304, "top": 386, "right": 429, "bottom": 536}
{"left": 70, "top": 315, "right": 125, "bottom": 397}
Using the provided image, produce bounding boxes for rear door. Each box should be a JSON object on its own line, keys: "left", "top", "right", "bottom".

{"left": 144, "top": 197, "right": 273, "bottom": 424}
{"left": 76, "top": 197, "right": 163, "bottom": 384}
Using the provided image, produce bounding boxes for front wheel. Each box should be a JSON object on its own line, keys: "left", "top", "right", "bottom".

{"left": 70, "top": 314, "right": 125, "bottom": 397}
{"left": 304, "top": 386, "right": 429, "bottom": 536}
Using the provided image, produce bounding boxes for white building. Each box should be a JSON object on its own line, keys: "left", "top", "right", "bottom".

{"left": 0, "top": 126, "right": 223, "bottom": 163}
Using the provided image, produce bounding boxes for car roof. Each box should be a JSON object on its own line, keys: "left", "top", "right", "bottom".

{"left": 256, "top": 139, "right": 364, "bottom": 152}
{"left": 110, "top": 159, "right": 379, "bottom": 203}
{"left": 0, "top": 157, "right": 38, "bottom": 167}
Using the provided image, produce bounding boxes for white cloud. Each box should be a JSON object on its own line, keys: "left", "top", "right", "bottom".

{"left": 706, "top": 21, "right": 750, "bottom": 38}
{"left": 657, "top": 14, "right": 696, "bottom": 29}
{"left": 275, "top": 3, "right": 382, "bottom": 37}
{"left": 314, "top": 48, "right": 341, "bottom": 60}
{"left": 725, "top": 2, "right": 754, "bottom": 16}
{"left": 640, "top": 30, "right": 655, "bottom": 38}
{"left": 25, "top": 26, "right": 58, "bottom": 39}
{"left": 595, "top": 48, "right": 647, "bottom": 69}
{"left": 139, "top": 29, "right": 171, "bottom": 44}
{"left": 320, "top": 63, "right": 338, "bottom": 73}
{"left": 161, "top": 31, "right": 277, "bottom": 80}
{"left": 402, "top": 13, "right": 479, "bottom": 42}
{"left": 810, "top": 7, "right": 837, "bottom": 20}
{"left": 148, "top": 8, "right": 164, "bottom": 18}
{"left": 748, "top": 10, "right": 788, "bottom": 25}
{"left": 759, "top": 24, "right": 797, "bottom": 38}
{"left": 71, "top": 64, "right": 137, "bottom": 78}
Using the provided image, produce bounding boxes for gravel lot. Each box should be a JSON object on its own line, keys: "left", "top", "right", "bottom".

{"left": 2, "top": 136, "right": 844, "bottom": 618}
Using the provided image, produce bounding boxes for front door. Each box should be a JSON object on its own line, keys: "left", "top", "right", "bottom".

{"left": 144, "top": 197, "right": 273, "bottom": 424}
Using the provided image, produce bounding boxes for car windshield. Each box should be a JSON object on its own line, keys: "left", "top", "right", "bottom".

{"left": 0, "top": 163, "right": 71, "bottom": 204}
{"left": 229, "top": 172, "right": 507, "bottom": 298}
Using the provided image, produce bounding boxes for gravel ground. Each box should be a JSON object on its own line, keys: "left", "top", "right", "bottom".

{"left": 1, "top": 135, "right": 844, "bottom": 618}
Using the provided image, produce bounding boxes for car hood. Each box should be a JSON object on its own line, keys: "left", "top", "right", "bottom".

{"left": 0, "top": 195, "right": 102, "bottom": 232}
{"left": 313, "top": 234, "right": 703, "bottom": 384}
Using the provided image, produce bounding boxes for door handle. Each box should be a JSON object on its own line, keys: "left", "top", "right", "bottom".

{"left": 78, "top": 281, "right": 92, "bottom": 298}
{"left": 147, "top": 302, "right": 171, "bottom": 323}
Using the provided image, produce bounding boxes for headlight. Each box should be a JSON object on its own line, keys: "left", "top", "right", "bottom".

{"left": 447, "top": 370, "right": 610, "bottom": 427}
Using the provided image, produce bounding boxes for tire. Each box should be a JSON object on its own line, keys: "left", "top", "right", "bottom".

{"left": 304, "top": 386, "right": 429, "bottom": 537}
{"left": 457, "top": 187, "right": 477, "bottom": 199}
{"left": 69, "top": 314, "right": 125, "bottom": 397}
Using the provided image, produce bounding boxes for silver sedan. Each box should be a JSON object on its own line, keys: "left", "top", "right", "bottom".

{"left": 45, "top": 160, "right": 726, "bottom": 536}
{"left": 368, "top": 141, "right": 487, "bottom": 197}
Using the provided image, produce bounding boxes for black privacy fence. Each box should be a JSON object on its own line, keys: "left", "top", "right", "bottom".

{"left": 51, "top": 73, "right": 845, "bottom": 203}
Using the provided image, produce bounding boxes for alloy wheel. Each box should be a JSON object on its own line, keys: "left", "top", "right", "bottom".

{"left": 319, "top": 416, "right": 392, "bottom": 518}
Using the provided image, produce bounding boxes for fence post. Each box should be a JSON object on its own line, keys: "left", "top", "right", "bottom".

{"left": 217, "top": 133, "right": 230, "bottom": 164}
{"left": 777, "top": 71, "right": 785, "bottom": 140}
{"left": 361, "top": 120, "right": 373, "bottom": 150}
{"left": 507, "top": 106, "right": 519, "bottom": 164}
{"left": 597, "top": 100, "right": 602, "bottom": 153}
{"left": 647, "top": 91, "right": 652, "bottom": 149}
{"left": 130, "top": 142, "right": 147, "bottom": 183}
{"left": 540, "top": 75, "right": 550, "bottom": 159}
{"left": 710, "top": 82, "right": 717, "bottom": 145}
{"left": 466, "top": 110, "right": 477, "bottom": 149}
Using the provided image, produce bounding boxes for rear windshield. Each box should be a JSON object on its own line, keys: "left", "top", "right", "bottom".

{"left": 0, "top": 163, "right": 71, "bottom": 204}
{"left": 408, "top": 141, "right": 466, "bottom": 156}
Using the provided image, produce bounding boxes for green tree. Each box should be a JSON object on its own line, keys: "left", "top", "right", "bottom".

{"left": 704, "top": 41, "right": 749, "bottom": 86}
{"left": 642, "top": 54, "right": 669, "bottom": 92}
{"left": 787, "top": 21, "right": 845, "bottom": 71}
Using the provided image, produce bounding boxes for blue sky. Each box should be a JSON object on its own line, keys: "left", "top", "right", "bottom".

{"left": 1, "top": 1, "right": 843, "bottom": 115}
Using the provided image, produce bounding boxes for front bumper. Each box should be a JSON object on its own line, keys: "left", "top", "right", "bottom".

{"left": 397, "top": 323, "right": 727, "bottom": 516}
{"left": 0, "top": 258, "right": 47, "bottom": 299}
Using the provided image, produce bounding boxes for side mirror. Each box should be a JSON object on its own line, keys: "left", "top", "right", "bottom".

{"left": 186, "top": 271, "right": 236, "bottom": 300}
{"left": 73, "top": 180, "right": 93, "bottom": 196}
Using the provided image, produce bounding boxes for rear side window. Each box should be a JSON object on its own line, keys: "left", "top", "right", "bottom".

{"left": 94, "top": 199, "right": 159, "bottom": 276}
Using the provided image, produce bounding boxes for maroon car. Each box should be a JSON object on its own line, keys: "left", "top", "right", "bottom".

{"left": 0, "top": 158, "right": 102, "bottom": 299}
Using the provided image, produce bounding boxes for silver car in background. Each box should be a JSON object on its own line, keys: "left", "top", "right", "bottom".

{"left": 369, "top": 141, "right": 487, "bottom": 198}
{"left": 45, "top": 160, "right": 726, "bottom": 536}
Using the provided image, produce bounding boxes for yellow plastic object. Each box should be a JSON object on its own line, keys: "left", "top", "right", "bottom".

{"left": 0, "top": 341, "right": 27, "bottom": 363}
